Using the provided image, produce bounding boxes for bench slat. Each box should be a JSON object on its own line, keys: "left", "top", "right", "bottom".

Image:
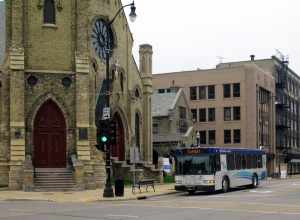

{"left": 132, "top": 179, "right": 155, "bottom": 193}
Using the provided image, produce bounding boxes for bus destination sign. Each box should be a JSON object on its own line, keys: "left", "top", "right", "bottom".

{"left": 185, "top": 148, "right": 202, "bottom": 155}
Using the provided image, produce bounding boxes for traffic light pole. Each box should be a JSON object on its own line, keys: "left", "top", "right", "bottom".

{"left": 103, "top": 34, "right": 114, "bottom": 198}
{"left": 96, "top": 1, "right": 136, "bottom": 198}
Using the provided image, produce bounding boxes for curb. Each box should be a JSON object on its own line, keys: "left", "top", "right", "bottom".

{"left": 0, "top": 185, "right": 177, "bottom": 203}
{"left": 0, "top": 191, "right": 179, "bottom": 203}
{"left": 136, "top": 190, "right": 180, "bottom": 200}
{"left": 2, "top": 198, "right": 55, "bottom": 202}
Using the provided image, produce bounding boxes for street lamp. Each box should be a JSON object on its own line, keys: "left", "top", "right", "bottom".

{"left": 102, "top": 1, "right": 137, "bottom": 198}
{"left": 196, "top": 131, "right": 200, "bottom": 146}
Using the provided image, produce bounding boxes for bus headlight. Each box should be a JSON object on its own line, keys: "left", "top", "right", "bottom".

{"left": 203, "top": 180, "right": 215, "bottom": 185}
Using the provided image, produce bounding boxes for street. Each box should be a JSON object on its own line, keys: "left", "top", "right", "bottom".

{"left": 1, "top": 178, "right": 300, "bottom": 220}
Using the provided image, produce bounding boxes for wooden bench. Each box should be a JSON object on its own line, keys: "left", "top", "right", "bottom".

{"left": 132, "top": 179, "right": 155, "bottom": 193}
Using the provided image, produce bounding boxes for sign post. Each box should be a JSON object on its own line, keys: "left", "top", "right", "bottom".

{"left": 130, "top": 146, "right": 139, "bottom": 192}
{"left": 196, "top": 131, "right": 200, "bottom": 146}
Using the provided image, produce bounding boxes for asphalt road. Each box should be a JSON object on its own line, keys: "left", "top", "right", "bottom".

{"left": 1, "top": 178, "right": 300, "bottom": 220}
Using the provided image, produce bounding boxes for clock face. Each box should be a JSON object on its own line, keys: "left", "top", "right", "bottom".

{"left": 91, "top": 18, "right": 114, "bottom": 61}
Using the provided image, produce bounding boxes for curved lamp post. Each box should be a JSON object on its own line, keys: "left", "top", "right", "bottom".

{"left": 103, "top": 1, "right": 137, "bottom": 198}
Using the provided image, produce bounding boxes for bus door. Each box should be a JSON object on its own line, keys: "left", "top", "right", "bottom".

{"left": 262, "top": 154, "right": 267, "bottom": 169}
{"left": 215, "top": 154, "right": 227, "bottom": 190}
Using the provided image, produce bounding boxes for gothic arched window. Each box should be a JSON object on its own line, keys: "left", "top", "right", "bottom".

{"left": 120, "top": 72, "right": 124, "bottom": 92}
{"left": 135, "top": 112, "right": 140, "bottom": 150}
{"left": 44, "top": 0, "right": 56, "bottom": 24}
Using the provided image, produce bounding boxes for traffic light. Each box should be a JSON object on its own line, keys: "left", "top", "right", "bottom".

{"left": 108, "top": 120, "right": 117, "bottom": 145}
{"left": 95, "top": 120, "right": 110, "bottom": 152}
{"left": 95, "top": 119, "right": 117, "bottom": 152}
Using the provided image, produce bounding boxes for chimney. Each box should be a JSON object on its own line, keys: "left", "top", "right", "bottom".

{"left": 250, "top": 55, "right": 255, "bottom": 61}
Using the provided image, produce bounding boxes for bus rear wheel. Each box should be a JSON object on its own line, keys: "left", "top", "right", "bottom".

{"left": 222, "top": 178, "right": 230, "bottom": 193}
{"left": 251, "top": 175, "right": 259, "bottom": 188}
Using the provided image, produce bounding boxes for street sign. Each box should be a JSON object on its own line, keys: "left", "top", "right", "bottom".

{"left": 102, "top": 107, "right": 111, "bottom": 120}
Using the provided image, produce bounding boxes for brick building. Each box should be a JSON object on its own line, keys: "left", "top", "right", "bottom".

{"left": 0, "top": 0, "right": 156, "bottom": 190}
{"left": 217, "top": 56, "right": 300, "bottom": 175}
{"left": 152, "top": 62, "right": 276, "bottom": 175}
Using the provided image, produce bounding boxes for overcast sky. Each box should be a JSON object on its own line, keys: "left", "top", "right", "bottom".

{"left": 123, "top": 0, "right": 300, "bottom": 74}
{"left": 1, "top": 0, "right": 298, "bottom": 74}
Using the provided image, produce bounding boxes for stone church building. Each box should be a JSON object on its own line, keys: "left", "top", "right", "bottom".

{"left": 0, "top": 0, "right": 156, "bottom": 190}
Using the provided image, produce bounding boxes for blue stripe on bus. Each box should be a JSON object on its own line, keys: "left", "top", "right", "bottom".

{"left": 233, "top": 171, "right": 267, "bottom": 181}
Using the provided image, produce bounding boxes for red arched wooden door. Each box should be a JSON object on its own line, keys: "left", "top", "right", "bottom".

{"left": 111, "top": 113, "right": 125, "bottom": 161}
{"left": 33, "top": 100, "right": 67, "bottom": 168}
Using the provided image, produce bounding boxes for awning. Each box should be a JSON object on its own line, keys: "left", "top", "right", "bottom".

{"left": 289, "top": 159, "right": 300, "bottom": 163}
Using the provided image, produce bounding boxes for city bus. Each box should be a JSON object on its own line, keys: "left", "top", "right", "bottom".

{"left": 172, "top": 147, "right": 267, "bottom": 194}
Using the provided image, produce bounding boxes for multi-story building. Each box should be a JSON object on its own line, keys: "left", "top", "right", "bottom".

{"left": 217, "top": 55, "right": 300, "bottom": 175}
{"left": 152, "top": 88, "right": 194, "bottom": 157}
{"left": 153, "top": 63, "right": 276, "bottom": 175}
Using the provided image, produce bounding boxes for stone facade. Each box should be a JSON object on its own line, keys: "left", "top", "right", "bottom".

{"left": 0, "top": 1, "right": 5, "bottom": 64}
{"left": 0, "top": 0, "right": 154, "bottom": 189}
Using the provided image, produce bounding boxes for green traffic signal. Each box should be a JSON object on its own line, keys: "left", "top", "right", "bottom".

{"left": 101, "top": 135, "right": 108, "bottom": 143}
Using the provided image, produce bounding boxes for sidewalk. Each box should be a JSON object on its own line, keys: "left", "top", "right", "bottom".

{"left": 0, "top": 184, "right": 176, "bottom": 203}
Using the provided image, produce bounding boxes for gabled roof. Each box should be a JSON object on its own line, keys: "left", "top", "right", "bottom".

{"left": 152, "top": 88, "right": 188, "bottom": 117}
{"left": 152, "top": 92, "right": 177, "bottom": 117}
{"left": 0, "top": 1, "right": 5, "bottom": 65}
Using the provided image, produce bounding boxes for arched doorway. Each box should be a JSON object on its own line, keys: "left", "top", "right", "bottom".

{"left": 33, "top": 100, "right": 67, "bottom": 168}
{"left": 112, "top": 113, "right": 125, "bottom": 161}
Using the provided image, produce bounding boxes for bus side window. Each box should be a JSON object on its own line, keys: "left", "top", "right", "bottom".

{"left": 210, "top": 155, "right": 220, "bottom": 173}
{"left": 246, "top": 154, "right": 251, "bottom": 169}
{"left": 250, "top": 155, "right": 255, "bottom": 169}
{"left": 245, "top": 155, "right": 249, "bottom": 169}
{"left": 241, "top": 155, "right": 246, "bottom": 169}
{"left": 257, "top": 155, "right": 263, "bottom": 168}
{"left": 254, "top": 155, "right": 258, "bottom": 168}
{"left": 235, "top": 153, "right": 241, "bottom": 170}
{"left": 227, "top": 153, "right": 235, "bottom": 170}
{"left": 215, "top": 155, "right": 221, "bottom": 171}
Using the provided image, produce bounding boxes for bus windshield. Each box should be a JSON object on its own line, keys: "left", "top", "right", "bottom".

{"left": 175, "top": 154, "right": 220, "bottom": 175}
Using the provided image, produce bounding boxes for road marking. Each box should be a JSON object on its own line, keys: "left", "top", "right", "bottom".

{"left": 106, "top": 214, "right": 139, "bottom": 218}
{"left": 249, "top": 190, "right": 273, "bottom": 193}
{"left": 209, "top": 194, "right": 272, "bottom": 198}
{"left": 121, "top": 203, "right": 300, "bottom": 216}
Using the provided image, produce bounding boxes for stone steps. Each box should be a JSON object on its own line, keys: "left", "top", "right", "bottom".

{"left": 33, "top": 168, "right": 77, "bottom": 191}
{"left": 111, "top": 158, "right": 162, "bottom": 182}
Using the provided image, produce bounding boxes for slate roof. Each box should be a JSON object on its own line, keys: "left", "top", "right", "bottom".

{"left": 152, "top": 92, "right": 178, "bottom": 117}
{"left": 0, "top": 1, "right": 5, "bottom": 65}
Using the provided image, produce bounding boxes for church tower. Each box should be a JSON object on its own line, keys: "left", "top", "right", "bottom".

{"left": 2, "top": 0, "right": 96, "bottom": 190}
{"left": 5, "top": 0, "right": 27, "bottom": 190}
{"left": 139, "top": 44, "right": 153, "bottom": 163}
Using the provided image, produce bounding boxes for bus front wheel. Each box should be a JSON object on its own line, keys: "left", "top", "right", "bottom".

{"left": 222, "top": 178, "right": 230, "bottom": 193}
